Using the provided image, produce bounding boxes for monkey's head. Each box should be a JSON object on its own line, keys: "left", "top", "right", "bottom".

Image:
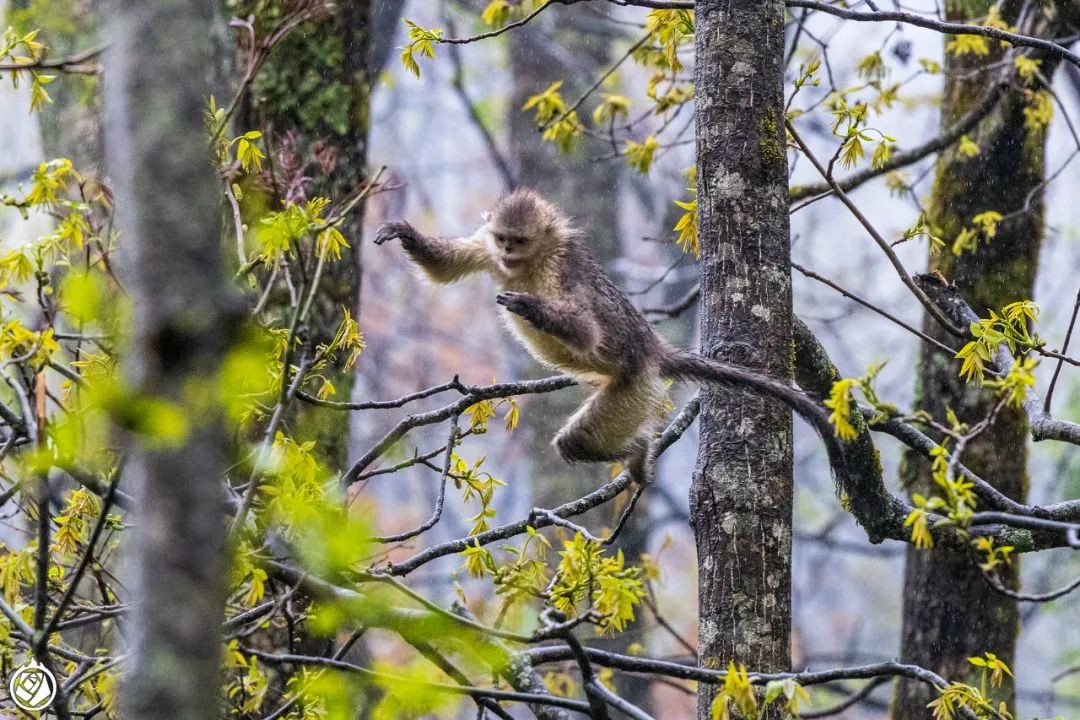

{"left": 486, "top": 188, "right": 563, "bottom": 274}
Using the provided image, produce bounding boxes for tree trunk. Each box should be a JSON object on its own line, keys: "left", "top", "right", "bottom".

{"left": 691, "top": 2, "right": 792, "bottom": 717}
{"left": 239, "top": 1, "right": 373, "bottom": 465}
{"left": 105, "top": 3, "right": 233, "bottom": 719}
{"left": 892, "top": 4, "right": 1059, "bottom": 717}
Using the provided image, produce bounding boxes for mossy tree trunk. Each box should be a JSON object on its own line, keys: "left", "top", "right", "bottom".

{"left": 892, "top": 3, "right": 1063, "bottom": 717}
{"left": 237, "top": 0, "right": 372, "bottom": 466}
{"left": 691, "top": 2, "right": 792, "bottom": 717}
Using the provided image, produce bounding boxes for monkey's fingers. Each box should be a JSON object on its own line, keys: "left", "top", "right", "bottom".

{"left": 495, "top": 292, "right": 527, "bottom": 312}
{"left": 374, "top": 221, "right": 414, "bottom": 246}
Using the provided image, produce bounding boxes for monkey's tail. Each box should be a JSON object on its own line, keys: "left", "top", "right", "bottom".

{"left": 659, "top": 349, "right": 848, "bottom": 474}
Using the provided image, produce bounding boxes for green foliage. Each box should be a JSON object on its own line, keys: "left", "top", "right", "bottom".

{"left": 0, "top": 26, "right": 55, "bottom": 113}
{"left": 489, "top": 525, "right": 551, "bottom": 607}
{"left": 256, "top": 197, "right": 333, "bottom": 262}
{"left": 1022, "top": 90, "right": 1053, "bottom": 135}
{"left": 855, "top": 51, "right": 888, "bottom": 82}
{"left": 985, "top": 356, "right": 1038, "bottom": 409}
{"left": 945, "top": 7, "right": 1010, "bottom": 57}
{"left": 549, "top": 533, "right": 646, "bottom": 635}
{"left": 955, "top": 301, "right": 1041, "bottom": 384}
{"left": 710, "top": 662, "right": 810, "bottom": 720}
{"left": 973, "top": 537, "right": 1014, "bottom": 572}
{"left": 643, "top": 9, "right": 693, "bottom": 71}
{"left": 958, "top": 134, "right": 980, "bottom": 158}
{"left": 400, "top": 19, "right": 442, "bottom": 79}
{"left": 900, "top": 212, "right": 944, "bottom": 253}
{"left": 791, "top": 59, "right": 822, "bottom": 96}
{"left": 673, "top": 167, "right": 699, "bottom": 259}
{"left": 951, "top": 210, "right": 1003, "bottom": 256}
{"left": 452, "top": 453, "right": 505, "bottom": 535}
{"left": 1014, "top": 55, "right": 1041, "bottom": 84}
{"left": 913, "top": 443, "right": 977, "bottom": 544}
{"left": 930, "top": 654, "right": 1014, "bottom": 719}
{"left": 825, "top": 361, "right": 895, "bottom": 440}
{"left": 480, "top": 0, "right": 545, "bottom": 28}
{"left": 235, "top": 130, "right": 266, "bottom": 173}
{"left": 624, "top": 135, "right": 659, "bottom": 174}
{"left": 370, "top": 659, "right": 462, "bottom": 720}
{"left": 829, "top": 97, "right": 896, "bottom": 171}
{"left": 592, "top": 92, "right": 630, "bottom": 126}
{"left": 522, "top": 80, "right": 583, "bottom": 152}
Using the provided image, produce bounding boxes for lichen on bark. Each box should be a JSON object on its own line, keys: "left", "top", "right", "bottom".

{"left": 691, "top": 2, "right": 793, "bottom": 717}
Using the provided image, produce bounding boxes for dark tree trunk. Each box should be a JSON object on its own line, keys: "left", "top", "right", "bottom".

{"left": 105, "top": 2, "right": 233, "bottom": 718}
{"left": 370, "top": 0, "right": 406, "bottom": 78}
{"left": 691, "top": 2, "right": 792, "bottom": 717}
{"left": 240, "top": 1, "right": 373, "bottom": 465}
{"left": 892, "top": 4, "right": 1060, "bottom": 717}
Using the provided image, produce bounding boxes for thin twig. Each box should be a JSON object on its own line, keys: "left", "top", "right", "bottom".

{"left": 787, "top": 120, "right": 965, "bottom": 337}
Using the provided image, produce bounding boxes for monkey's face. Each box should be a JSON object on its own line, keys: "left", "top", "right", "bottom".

{"left": 490, "top": 226, "right": 541, "bottom": 274}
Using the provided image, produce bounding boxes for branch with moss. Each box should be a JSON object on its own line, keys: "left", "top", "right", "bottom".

{"left": 792, "top": 318, "right": 1079, "bottom": 552}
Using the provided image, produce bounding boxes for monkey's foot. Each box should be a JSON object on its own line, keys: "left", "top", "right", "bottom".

{"left": 625, "top": 445, "right": 656, "bottom": 487}
{"left": 374, "top": 221, "right": 417, "bottom": 246}
{"left": 553, "top": 432, "right": 620, "bottom": 465}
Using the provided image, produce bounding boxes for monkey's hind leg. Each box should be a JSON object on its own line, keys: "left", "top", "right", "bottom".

{"left": 553, "top": 378, "right": 663, "bottom": 485}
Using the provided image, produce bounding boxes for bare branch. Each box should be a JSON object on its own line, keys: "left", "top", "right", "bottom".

{"left": 787, "top": 1, "right": 1080, "bottom": 70}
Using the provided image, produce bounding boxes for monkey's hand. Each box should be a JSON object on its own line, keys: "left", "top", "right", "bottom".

{"left": 495, "top": 292, "right": 542, "bottom": 324}
{"left": 374, "top": 221, "right": 419, "bottom": 246}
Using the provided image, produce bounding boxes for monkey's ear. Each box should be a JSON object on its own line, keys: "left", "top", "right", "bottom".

{"left": 481, "top": 211, "right": 492, "bottom": 222}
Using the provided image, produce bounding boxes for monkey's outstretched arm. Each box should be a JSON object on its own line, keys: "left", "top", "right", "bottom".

{"left": 496, "top": 292, "right": 599, "bottom": 351}
{"left": 375, "top": 221, "right": 493, "bottom": 283}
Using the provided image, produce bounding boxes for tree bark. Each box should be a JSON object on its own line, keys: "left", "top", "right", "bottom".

{"left": 892, "top": 4, "right": 1060, "bottom": 717}
{"left": 691, "top": 2, "right": 792, "bottom": 717}
{"left": 239, "top": 1, "right": 373, "bottom": 465}
{"left": 105, "top": 3, "right": 233, "bottom": 719}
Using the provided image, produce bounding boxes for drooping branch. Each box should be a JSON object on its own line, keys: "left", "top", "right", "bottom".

{"left": 792, "top": 318, "right": 1079, "bottom": 552}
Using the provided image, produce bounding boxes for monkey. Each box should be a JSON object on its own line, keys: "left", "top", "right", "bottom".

{"left": 375, "top": 188, "right": 844, "bottom": 486}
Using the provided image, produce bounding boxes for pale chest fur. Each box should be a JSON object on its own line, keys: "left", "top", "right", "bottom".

{"left": 496, "top": 264, "right": 610, "bottom": 384}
